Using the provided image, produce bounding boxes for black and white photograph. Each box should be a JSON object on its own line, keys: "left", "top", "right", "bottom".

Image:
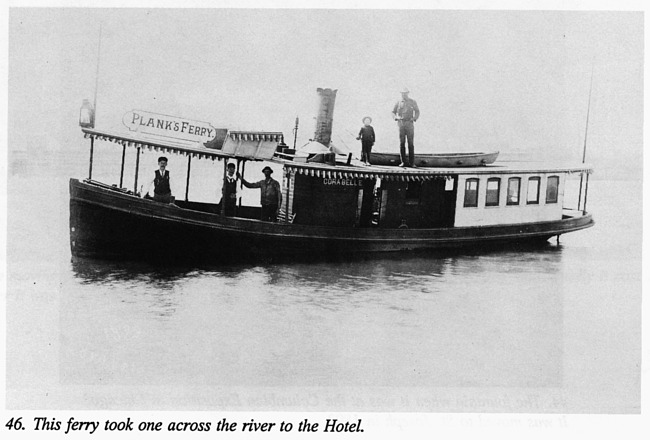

{"left": 3, "top": 1, "right": 646, "bottom": 438}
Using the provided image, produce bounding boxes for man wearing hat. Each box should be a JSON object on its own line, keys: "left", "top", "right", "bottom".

{"left": 238, "top": 166, "right": 282, "bottom": 222}
{"left": 392, "top": 87, "right": 420, "bottom": 167}
{"left": 356, "top": 116, "right": 375, "bottom": 164}
{"left": 142, "top": 156, "right": 173, "bottom": 203}
{"left": 221, "top": 162, "right": 238, "bottom": 216}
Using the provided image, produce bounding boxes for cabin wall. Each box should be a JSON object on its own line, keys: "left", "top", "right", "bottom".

{"left": 379, "top": 178, "right": 456, "bottom": 228}
{"left": 419, "top": 178, "right": 457, "bottom": 228}
{"left": 291, "top": 174, "right": 366, "bottom": 227}
{"left": 380, "top": 181, "right": 410, "bottom": 228}
{"left": 454, "top": 173, "right": 565, "bottom": 227}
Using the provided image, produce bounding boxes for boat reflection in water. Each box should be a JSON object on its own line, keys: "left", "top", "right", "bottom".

{"left": 68, "top": 241, "right": 565, "bottom": 323}
{"left": 63, "top": 244, "right": 565, "bottom": 399}
{"left": 70, "top": 240, "right": 563, "bottom": 287}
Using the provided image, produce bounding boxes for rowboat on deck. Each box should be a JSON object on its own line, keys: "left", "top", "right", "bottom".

{"left": 369, "top": 151, "right": 500, "bottom": 167}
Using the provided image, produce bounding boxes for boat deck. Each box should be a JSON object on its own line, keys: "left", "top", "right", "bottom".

{"left": 274, "top": 157, "right": 593, "bottom": 179}
{"left": 70, "top": 178, "right": 595, "bottom": 261}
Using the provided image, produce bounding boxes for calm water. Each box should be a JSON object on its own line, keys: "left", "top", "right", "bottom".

{"left": 5, "top": 160, "right": 641, "bottom": 413}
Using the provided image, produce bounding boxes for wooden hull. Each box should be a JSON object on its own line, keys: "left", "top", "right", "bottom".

{"left": 369, "top": 151, "right": 499, "bottom": 167}
{"left": 69, "top": 179, "right": 593, "bottom": 262}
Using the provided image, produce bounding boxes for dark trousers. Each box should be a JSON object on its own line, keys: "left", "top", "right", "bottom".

{"left": 153, "top": 192, "right": 172, "bottom": 203}
{"left": 398, "top": 120, "right": 415, "bottom": 166}
{"left": 261, "top": 204, "right": 278, "bottom": 222}
{"left": 361, "top": 141, "right": 373, "bottom": 162}
{"left": 224, "top": 199, "right": 236, "bottom": 217}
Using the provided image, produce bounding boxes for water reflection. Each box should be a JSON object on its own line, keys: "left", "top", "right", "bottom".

{"left": 68, "top": 242, "right": 566, "bottom": 323}
{"left": 71, "top": 240, "right": 562, "bottom": 285}
{"left": 55, "top": 230, "right": 570, "bottom": 401}
{"left": 68, "top": 242, "right": 565, "bottom": 334}
{"left": 70, "top": 256, "right": 257, "bottom": 284}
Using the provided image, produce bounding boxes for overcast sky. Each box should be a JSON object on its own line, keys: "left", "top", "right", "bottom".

{"left": 8, "top": 7, "right": 643, "bottom": 178}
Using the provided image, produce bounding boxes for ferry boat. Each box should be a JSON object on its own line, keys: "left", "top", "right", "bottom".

{"left": 69, "top": 90, "right": 594, "bottom": 261}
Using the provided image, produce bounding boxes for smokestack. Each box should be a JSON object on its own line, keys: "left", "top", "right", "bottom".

{"left": 313, "top": 88, "right": 338, "bottom": 146}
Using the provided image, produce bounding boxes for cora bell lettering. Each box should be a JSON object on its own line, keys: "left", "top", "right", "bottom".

{"left": 322, "top": 178, "right": 363, "bottom": 187}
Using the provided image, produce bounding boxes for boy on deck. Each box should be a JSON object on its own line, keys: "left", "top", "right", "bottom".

{"left": 356, "top": 116, "right": 375, "bottom": 164}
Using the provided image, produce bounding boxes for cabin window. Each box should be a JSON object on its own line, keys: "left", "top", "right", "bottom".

{"left": 485, "top": 178, "right": 500, "bottom": 206}
{"left": 507, "top": 177, "right": 520, "bottom": 205}
{"left": 527, "top": 177, "right": 540, "bottom": 204}
{"left": 463, "top": 178, "right": 479, "bottom": 207}
{"left": 546, "top": 176, "right": 559, "bottom": 203}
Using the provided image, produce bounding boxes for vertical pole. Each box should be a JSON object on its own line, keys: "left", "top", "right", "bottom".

{"left": 86, "top": 25, "right": 101, "bottom": 183}
{"left": 134, "top": 147, "right": 141, "bottom": 193}
{"left": 578, "top": 63, "right": 594, "bottom": 211}
{"left": 119, "top": 144, "right": 126, "bottom": 188}
{"left": 293, "top": 116, "right": 299, "bottom": 149}
{"left": 93, "top": 25, "right": 102, "bottom": 124}
{"left": 235, "top": 159, "right": 241, "bottom": 216}
{"left": 577, "top": 175, "right": 583, "bottom": 211}
{"left": 284, "top": 169, "right": 290, "bottom": 222}
{"left": 88, "top": 137, "right": 94, "bottom": 180}
{"left": 221, "top": 159, "right": 228, "bottom": 216}
{"left": 185, "top": 155, "right": 192, "bottom": 201}
{"left": 583, "top": 173, "right": 590, "bottom": 213}
{"left": 239, "top": 161, "right": 246, "bottom": 209}
{"left": 288, "top": 169, "right": 293, "bottom": 221}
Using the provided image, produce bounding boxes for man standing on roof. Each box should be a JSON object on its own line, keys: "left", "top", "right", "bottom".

{"left": 238, "top": 166, "right": 282, "bottom": 222}
{"left": 392, "top": 87, "right": 420, "bottom": 167}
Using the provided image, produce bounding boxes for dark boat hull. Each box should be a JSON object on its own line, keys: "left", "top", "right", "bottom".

{"left": 369, "top": 151, "right": 499, "bottom": 167}
{"left": 69, "top": 179, "right": 593, "bottom": 261}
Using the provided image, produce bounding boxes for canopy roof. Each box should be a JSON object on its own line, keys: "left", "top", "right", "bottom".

{"left": 82, "top": 127, "right": 284, "bottom": 161}
{"left": 282, "top": 159, "right": 593, "bottom": 182}
{"left": 83, "top": 127, "right": 592, "bottom": 181}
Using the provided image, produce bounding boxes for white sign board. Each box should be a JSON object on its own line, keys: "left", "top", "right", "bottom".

{"left": 122, "top": 110, "right": 218, "bottom": 143}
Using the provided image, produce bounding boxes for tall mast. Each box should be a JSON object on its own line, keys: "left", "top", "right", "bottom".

{"left": 293, "top": 116, "right": 299, "bottom": 149}
{"left": 578, "top": 63, "right": 594, "bottom": 211}
{"left": 87, "top": 25, "right": 102, "bottom": 179}
{"left": 582, "top": 63, "right": 594, "bottom": 164}
{"left": 93, "top": 24, "right": 102, "bottom": 119}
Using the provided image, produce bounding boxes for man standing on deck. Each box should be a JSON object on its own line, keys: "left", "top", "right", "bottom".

{"left": 238, "top": 166, "right": 282, "bottom": 222}
{"left": 392, "top": 87, "right": 420, "bottom": 167}
{"left": 143, "top": 156, "right": 173, "bottom": 203}
{"left": 221, "top": 163, "right": 238, "bottom": 216}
